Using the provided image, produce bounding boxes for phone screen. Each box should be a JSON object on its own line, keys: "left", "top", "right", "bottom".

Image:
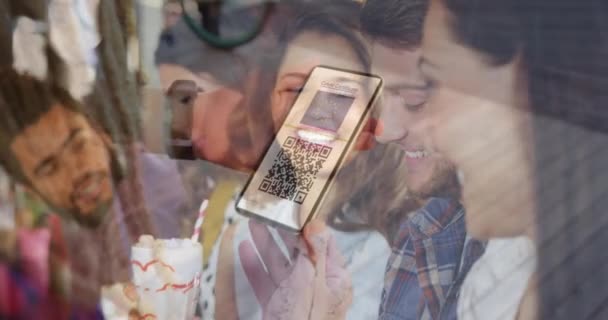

{"left": 236, "top": 66, "right": 383, "bottom": 232}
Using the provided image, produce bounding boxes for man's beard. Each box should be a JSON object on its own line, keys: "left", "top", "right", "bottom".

{"left": 41, "top": 195, "right": 113, "bottom": 229}
{"left": 407, "top": 160, "right": 461, "bottom": 200}
{"left": 68, "top": 171, "right": 113, "bottom": 228}
{"left": 33, "top": 171, "right": 113, "bottom": 229}
{"left": 70, "top": 198, "right": 113, "bottom": 228}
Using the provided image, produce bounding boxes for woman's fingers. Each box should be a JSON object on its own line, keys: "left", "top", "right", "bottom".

{"left": 325, "top": 233, "right": 347, "bottom": 279}
{"left": 238, "top": 240, "right": 275, "bottom": 307}
{"left": 248, "top": 220, "right": 292, "bottom": 283}
{"left": 303, "top": 220, "right": 329, "bottom": 274}
{"left": 276, "top": 227, "right": 302, "bottom": 261}
{"left": 307, "top": 220, "right": 354, "bottom": 318}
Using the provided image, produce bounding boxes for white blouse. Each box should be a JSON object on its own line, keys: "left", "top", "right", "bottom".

{"left": 458, "top": 236, "right": 537, "bottom": 320}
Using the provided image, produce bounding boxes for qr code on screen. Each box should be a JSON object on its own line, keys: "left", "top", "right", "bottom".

{"left": 258, "top": 136, "right": 332, "bottom": 204}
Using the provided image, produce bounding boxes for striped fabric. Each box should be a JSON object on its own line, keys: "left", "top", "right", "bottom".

{"left": 379, "top": 198, "right": 485, "bottom": 320}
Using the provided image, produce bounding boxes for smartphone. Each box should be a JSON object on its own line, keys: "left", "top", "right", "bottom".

{"left": 235, "top": 66, "right": 383, "bottom": 232}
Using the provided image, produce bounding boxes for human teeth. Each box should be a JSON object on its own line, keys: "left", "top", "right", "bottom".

{"left": 297, "top": 130, "right": 336, "bottom": 143}
{"left": 457, "top": 170, "right": 466, "bottom": 185}
{"left": 405, "top": 150, "right": 428, "bottom": 159}
{"left": 86, "top": 183, "right": 96, "bottom": 192}
{"left": 81, "top": 180, "right": 100, "bottom": 196}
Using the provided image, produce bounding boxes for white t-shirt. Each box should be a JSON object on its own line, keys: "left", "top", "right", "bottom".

{"left": 458, "top": 236, "right": 537, "bottom": 320}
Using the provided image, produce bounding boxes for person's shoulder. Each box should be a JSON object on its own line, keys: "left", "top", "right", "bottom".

{"left": 330, "top": 228, "right": 391, "bottom": 261}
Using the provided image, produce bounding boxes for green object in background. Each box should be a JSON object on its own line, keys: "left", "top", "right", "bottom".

{"left": 179, "top": 0, "right": 273, "bottom": 49}
{"left": 15, "top": 184, "right": 50, "bottom": 228}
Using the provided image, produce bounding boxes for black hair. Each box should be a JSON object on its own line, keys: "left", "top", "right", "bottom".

{"left": 5, "top": 0, "right": 47, "bottom": 20}
{"left": 360, "top": 0, "right": 429, "bottom": 49}
{"left": 443, "top": 0, "right": 608, "bottom": 130}
{"left": 0, "top": 69, "right": 82, "bottom": 184}
{"left": 442, "top": 0, "right": 608, "bottom": 318}
{"left": 0, "top": 0, "right": 13, "bottom": 66}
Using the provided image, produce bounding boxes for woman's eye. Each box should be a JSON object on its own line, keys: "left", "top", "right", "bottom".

{"left": 180, "top": 95, "right": 193, "bottom": 105}
{"left": 405, "top": 101, "right": 426, "bottom": 112}
{"left": 287, "top": 87, "right": 303, "bottom": 94}
{"left": 400, "top": 89, "right": 428, "bottom": 112}
{"left": 72, "top": 137, "right": 86, "bottom": 152}
{"left": 38, "top": 161, "right": 58, "bottom": 177}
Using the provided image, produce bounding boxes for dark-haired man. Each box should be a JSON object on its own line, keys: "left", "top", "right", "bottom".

{"left": 361, "top": 0, "right": 485, "bottom": 319}
{"left": 0, "top": 70, "right": 133, "bottom": 310}
{"left": 0, "top": 72, "right": 115, "bottom": 228}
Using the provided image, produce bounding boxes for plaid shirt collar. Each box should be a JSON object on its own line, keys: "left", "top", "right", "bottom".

{"left": 406, "top": 197, "right": 464, "bottom": 240}
{"left": 379, "top": 197, "right": 481, "bottom": 320}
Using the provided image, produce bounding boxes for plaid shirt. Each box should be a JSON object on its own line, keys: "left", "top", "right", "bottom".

{"left": 379, "top": 198, "right": 485, "bottom": 320}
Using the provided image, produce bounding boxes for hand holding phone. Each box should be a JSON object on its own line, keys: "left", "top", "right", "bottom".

{"left": 238, "top": 220, "right": 352, "bottom": 320}
{"left": 236, "top": 66, "right": 383, "bottom": 232}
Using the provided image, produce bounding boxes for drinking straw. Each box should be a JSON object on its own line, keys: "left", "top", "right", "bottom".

{"left": 191, "top": 199, "right": 209, "bottom": 242}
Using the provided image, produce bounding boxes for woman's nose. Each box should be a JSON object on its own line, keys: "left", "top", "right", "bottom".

{"left": 411, "top": 102, "right": 439, "bottom": 143}
{"left": 375, "top": 120, "right": 408, "bottom": 144}
{"left": 375, "top": 96, "right": 410, "bottom": 144}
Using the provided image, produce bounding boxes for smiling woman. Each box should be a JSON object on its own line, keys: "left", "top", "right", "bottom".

{"left": 420, "top": 0, "right": 608, "bottom": 318}
{"left": 231, "top": 0, "right": 412, "bottom": 238}
{"left": 214, "top": 2, "right": 405, "bottom": 319}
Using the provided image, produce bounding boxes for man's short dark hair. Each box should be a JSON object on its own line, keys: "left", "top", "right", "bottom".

{"left": 0, "top": 68, "right": 82, "bottom": 184}
{"left": 360, "top": 0, "right": 429, "bottom": 49}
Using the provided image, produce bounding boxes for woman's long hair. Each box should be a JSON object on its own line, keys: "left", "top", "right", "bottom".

{"left": 443, "top": 0, "right": 608, "bottom": 317}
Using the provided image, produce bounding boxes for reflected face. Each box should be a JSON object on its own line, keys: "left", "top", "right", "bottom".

{"left": 11, "top": 105, "right": 113, "bottom": 227}
{"left": 371, "top": 42, "right": 458, "bottom": 198}
{"left": 159, "top": 64, "right": 245, "bottom": 168}
{"left": 420, "top": 0, "right": 536, "bottom": 239}
{"left": 271, "top": 32, "right": 365, "bottom": 131}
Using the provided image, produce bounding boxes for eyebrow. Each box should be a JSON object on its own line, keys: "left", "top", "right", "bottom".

{"left": 420, "top": 56, "right": 440, "bottom": 71}
{"left": 34, "top": 128, "right": 82, "bottom": 176}
{"left": 280, "top": 72, "right": 308, "bottom": 80}
{"left": 385, "top": 83, "right": 429, "bottom": 92}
